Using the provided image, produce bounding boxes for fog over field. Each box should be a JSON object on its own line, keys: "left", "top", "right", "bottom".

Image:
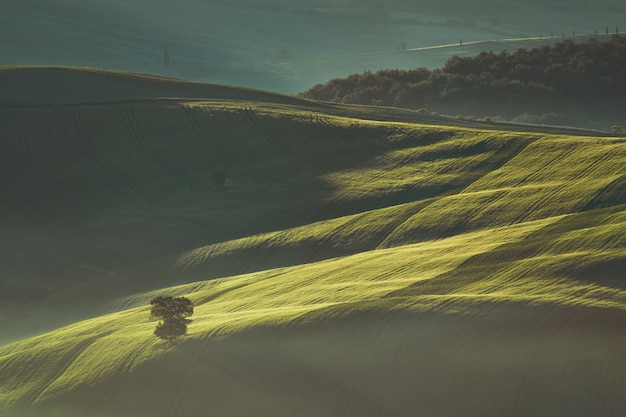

{"left": 2, "top": 0, "right": 625, "bottom": 93}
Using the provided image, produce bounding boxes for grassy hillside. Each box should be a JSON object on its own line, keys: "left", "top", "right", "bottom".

{"left": 0, "top": 69, "right": 625, "bottom": 416}
{"left": 0, "top": 66, "right": 311, "bottom": 105}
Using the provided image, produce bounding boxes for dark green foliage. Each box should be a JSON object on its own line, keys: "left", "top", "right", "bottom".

{"left": 299, "top": 36, "right": 626, "bottom": 126}
{"left": 150, "top": 296, "right": 193, "bottom": 323}
{"left": 154, "top": 318, "right": 188, "bottom": 341}
{"left": 150, "top": 296, "right": 194, "bottom": 341}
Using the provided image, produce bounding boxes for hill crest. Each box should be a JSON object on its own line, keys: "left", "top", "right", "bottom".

{"left": 0, "top": 66, "right": 310, "bottom": 106}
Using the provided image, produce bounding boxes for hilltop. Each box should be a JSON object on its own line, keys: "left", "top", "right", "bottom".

{"left": 0, "top": 68, "right": 625, "bottom": 417}
{"left": 0, "top": 66, "right": 308, "bottom": 106}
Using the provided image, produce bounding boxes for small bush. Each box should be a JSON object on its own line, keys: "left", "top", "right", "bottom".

{"left": 611, "top": 125, "right": 624, "bottom": 134}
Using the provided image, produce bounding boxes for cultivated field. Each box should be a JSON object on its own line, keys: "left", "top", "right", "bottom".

{"left": 0, "top": 67, "right": 625, "bottom": 417}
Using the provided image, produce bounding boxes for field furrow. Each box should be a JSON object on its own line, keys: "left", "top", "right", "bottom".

{"left": 1, "top": 76, "right": 625, "bottom": 417}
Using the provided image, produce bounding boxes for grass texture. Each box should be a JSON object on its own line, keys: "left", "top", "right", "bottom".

{"left": 0, "top": 73, "right": 625, "bottom": 416}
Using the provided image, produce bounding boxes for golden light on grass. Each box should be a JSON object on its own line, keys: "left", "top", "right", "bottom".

{"left": 1, "top": 78, "right": 625, "bottom": 416}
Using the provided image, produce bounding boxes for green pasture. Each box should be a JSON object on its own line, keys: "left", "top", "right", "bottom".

{"left": 0, "top": 70, "right": 625, "bottom": 415}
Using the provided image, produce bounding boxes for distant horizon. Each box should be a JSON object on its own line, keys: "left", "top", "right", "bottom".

{"left": 2, "top": 0, "right": 624, "bottom": 93}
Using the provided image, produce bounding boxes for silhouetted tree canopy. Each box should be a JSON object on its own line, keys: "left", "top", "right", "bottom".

{"left": 150, "top": 296, "right": 194, "bottom": 341}
{"left": 154, "top": 318, "right": 188, "bottom": 341}
{"left": 299, "top": 36, "right": 626, "bottom": 127}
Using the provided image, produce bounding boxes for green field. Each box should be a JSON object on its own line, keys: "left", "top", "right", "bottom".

{"left": 0, "top": 67, "right": 625, "bottom": 417}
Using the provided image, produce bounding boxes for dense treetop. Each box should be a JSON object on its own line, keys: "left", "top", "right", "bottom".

{"left": 299, "top": 36, "right": 626, "bottom": 127}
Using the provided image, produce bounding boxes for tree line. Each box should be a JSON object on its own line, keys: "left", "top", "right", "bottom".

{"left": 299, "top": 36, "right": 626, "bottom": 127}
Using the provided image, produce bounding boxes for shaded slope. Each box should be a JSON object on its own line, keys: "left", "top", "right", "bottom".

{"left": 1, "top": 99, "right": 545, "bottom": 341}
{"left": 1, "top": 95, "right": 625, "bottom": 341}
{"left": 1, "top": 88, "right": 626, "bottom": 416}
{"left": 0, "top": 66, "right": 312, "bottom": 106}
{"left": 24, "top": 307, "right": 626, "bottom": 417}
{"left": 0, "top": 207, "right": 625, "bottom": 416}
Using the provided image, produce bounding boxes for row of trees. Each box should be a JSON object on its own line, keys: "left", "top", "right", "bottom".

{"left": 299, "top": 36, "right": 626, "bottom": 125}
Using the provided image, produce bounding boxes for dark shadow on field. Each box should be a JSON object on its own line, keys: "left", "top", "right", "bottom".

{"left": 0, "top": 102, "right": 529, "bottom": 259}
{"left": 2, "top": 100, "right": 530, "bottom": 340}
{"left": 582, "top": 174, "right": 626, "bottom": 211}
{"left": 28, "top": 303, "right": 626, "bottom": 417}
{"left": 573, "top": 257, "right": 626, "bottom": 291}
{"left": 0, "top": 67, "right": 311, "bottom": 108}
{"left": 387, "top": 204, "right": 626, "bottom": 299}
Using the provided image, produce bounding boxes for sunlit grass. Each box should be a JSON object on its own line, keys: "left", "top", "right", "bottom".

{"left": 0, "top": 217, "right": 551, "bottom": 405}
{"left": 2, "top": 205, "right": 625, "bottom": 408}
{"left": 1, "top": 97, "right": 625, "bottom": 414}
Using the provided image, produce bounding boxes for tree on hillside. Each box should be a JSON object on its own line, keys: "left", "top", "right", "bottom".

{"left": 150, "top": 296, "right": 193, "bottom": 341}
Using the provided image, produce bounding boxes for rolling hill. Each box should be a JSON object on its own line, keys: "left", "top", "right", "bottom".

{"left": 0, "top": 66, "right": 310, "bottom": 106}
{"left": 0, "top": 67, "right": 625, "bottom": 417}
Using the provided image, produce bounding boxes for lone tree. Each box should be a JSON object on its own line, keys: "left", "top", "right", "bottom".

{"left": 150, "top": 296, "right": 193, "bottom": 341}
